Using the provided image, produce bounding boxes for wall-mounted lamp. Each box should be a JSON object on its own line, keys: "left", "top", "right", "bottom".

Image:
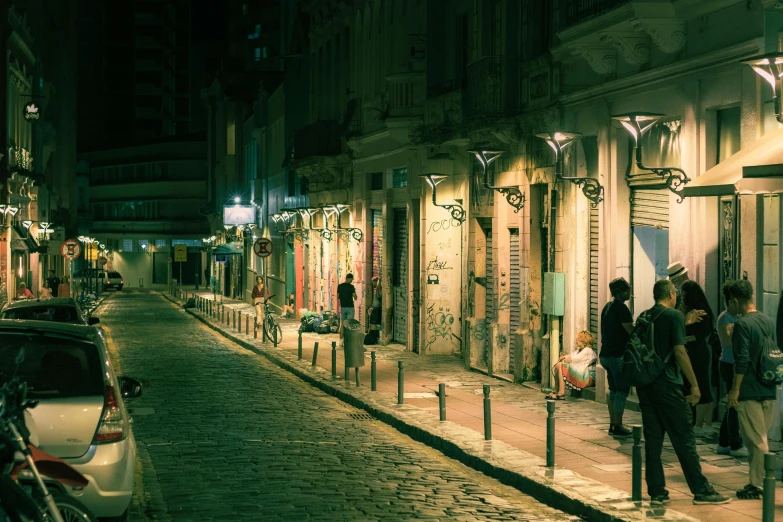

{"left": 277, "top": 208, "right": 309, "bottom": 242}
{"left": 19, "top": 220, "right": 33, "bottom": 239}
{"left": 743, "top": 52, "right": 783, "bottom": 123}
{"left": 306, "top": 207, "right": 333, "bottom": 241}
{"left": 535, "top": 132, "right": 604, "bottom": 207}
{"left": 467, "top": 149, "right": 525, "bottom": 213}
{"left": 610, "top": 112, "right": 690, "bottom": 201}
{"left": 141, "top": 243, "right": 151, "bottom": 257}
{"left": 419, "top": 174, "right": 466, "bottom": 224}
{"left": 329, "top": 204, "right": 363, "bottom": 242}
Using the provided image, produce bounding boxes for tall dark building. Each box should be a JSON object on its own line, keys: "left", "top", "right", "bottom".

{"left": 77, "top": 0, "right": 197, "bottom": 150}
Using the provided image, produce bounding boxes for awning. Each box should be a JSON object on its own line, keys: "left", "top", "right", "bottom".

{"left": 212, "top": 242, "right": 244, "bottom": 255}
{"left": 683, "top": 127, "right": 783, "bottom": 197}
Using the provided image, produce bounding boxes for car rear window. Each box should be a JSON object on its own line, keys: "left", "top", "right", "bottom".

{"left": 1, "top": 306, "right": 82, "bottom": 324}
{"left": 108, "top": 272, "right": 121, "bottom": 278}
{"left": 0, "top": 334, "right": 104, "bottom": 398}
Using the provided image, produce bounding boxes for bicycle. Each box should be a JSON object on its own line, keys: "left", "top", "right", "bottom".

{"left": 261, "top": 295, "right": 282, "bottom": 345}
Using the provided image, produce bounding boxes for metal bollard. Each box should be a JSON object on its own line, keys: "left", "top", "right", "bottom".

{"left": 546, "top": 400, "right": 556, "bottom": 467}
{"left": 298, "top": 330, "right": 303, "bottom": 359}
{"left": 439, "top": 383, "right": 446, "bottom": 421}
{"left": 371, "top": 352, "right": 377, "bottom": 391}
{"left": 237, "top": 311, "right": 242, "bottom": 332}
{"left": 483, "top": 385, "right": 492, "bottom": 440}
{"left": 253, "top": 320, "right": 257, "bottom": 339}
{"left": 355, "top": 368, "right": 360, "bottom": 387}
{"left": 763, "top": 453, "right": 777, "bottom": 522}
{"left": 233, "top": 310, "right": 236, "bottom": 329}
{"left": 632, "top": 425, "right": 643, "bottom": 501}
{"left": 397, "top": 361, "right": 404, "bottom": 405}
{"left": 245, "top": 316, "right": 249, "bottom": 335}
{"left": 331, "top": 342, "right": 337, "bottom": 378}
{"left": 312, "top": 342, "right": 319, "bottom": 367}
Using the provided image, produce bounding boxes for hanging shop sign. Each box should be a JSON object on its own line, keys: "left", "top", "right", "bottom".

{"left": 24, "top": 102, "right": 40, "bottom": 122}
{"left": 223, "top": 205, "right": 255, "bottom": 226}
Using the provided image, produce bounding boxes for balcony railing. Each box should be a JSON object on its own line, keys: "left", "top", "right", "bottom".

{"left": 344, "top": 98, "right": 363, "bottom": 138}
{"left": 293, "top": 120, "right": 343, "bottom": 161}
{"left": 562, "top": 0, "right": 629, "bottom": 29}
{"left": 463, "top": 56, "right": 518, "bottom": 122}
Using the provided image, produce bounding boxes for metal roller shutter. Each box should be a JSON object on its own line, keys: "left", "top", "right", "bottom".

{"left": 589, "top": 206, "right": 600, "bottom": 337}
{"left": 509, "top": 229, "right": 520, "bottom": 372}
{"left": 393, "top": 209, "right": 408, "bottom": 345}
{"left": 372, "top": 209, "right": 382, "bottom": 278}
{"left": 631, "top": 189, "right": 669, "bottom": 229}
{"left": 484, "top": 228, "right": 494, "bottom": 365}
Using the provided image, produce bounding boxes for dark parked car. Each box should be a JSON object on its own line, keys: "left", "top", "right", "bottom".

{"left": 0, "top": 297, "right": 99, "bottom": 325}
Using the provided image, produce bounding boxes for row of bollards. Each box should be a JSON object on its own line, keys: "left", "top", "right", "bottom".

{"left": 189, "top": 295, "right": 783, "bottom": 514}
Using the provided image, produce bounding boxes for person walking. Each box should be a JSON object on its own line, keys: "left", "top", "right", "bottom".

{"left": 337, "top": 273, "right": 357, "bottom": 343}
{"left": 637, "top": 279, "right": 729, "bottom": 506}
{"left": 725, "top": 279, "right": 778, "bottom": 500}
{"left": 46, "top": 270, "right": 60, "bottom": 298}
{"left": 716, "top": 282, "right": 746, "bottom": 457}
{"left": 58, "top": 276, "right": 71, "bottom": 299}
{"left": 679, "top": 280, "right": 715, "bottom": 436}
{"left": 251, "top": 276, "right": 268, "bottom": 327}
{"left": 600, "top": 277, "right": 634, "bottom": 437}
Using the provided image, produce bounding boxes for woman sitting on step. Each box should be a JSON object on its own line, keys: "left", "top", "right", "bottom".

{"left": 547, "top": 330, "right": 597, "bottom": 400}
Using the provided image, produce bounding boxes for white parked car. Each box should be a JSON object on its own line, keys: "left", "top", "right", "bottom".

{"left": 0, "top": 320, "right": 141, "bottom": 521}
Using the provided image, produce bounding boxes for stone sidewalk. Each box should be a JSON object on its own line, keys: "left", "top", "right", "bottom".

{"left": 166, "top": 288, "right": 783, "bottom": 522}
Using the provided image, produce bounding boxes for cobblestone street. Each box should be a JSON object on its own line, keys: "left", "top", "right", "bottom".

{"left": 97, "top": 290, "right": 577, "bottom": 521}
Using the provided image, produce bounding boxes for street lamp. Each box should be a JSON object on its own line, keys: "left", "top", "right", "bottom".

{"left": 328, "top": 204, "right": 363, "bottom": 242}
{"left": 743, "top": 52, "right": 783, "bottom": 123}
{"left": 610, "top": 112, "right": 690, "bottom": 201}
{"left": 141, "top": 243, "right": 151, "bottom": 257}
{"left": 467, "top": 149, "right": 525, "bottom": 213}
{"left": 535, "top": 132, "right": 604, "bottom": 207}
{"left": 419, "top": 174, "right": 466, "bottom": 224}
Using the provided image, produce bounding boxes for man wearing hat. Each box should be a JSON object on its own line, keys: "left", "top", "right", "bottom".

{"left": 667, "top": 261, "right": 706, "bottom": 326}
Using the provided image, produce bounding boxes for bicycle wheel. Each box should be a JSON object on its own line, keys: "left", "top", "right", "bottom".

{"left": 264, "top": 316, "right": 282, "bottom": 344}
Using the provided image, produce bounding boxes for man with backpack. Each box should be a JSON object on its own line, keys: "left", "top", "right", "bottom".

{"left": 630, "top": 279, "right": 729, "bottom": 505}
{"left": 725, "top": 279, "right": 781, "bottom": 500}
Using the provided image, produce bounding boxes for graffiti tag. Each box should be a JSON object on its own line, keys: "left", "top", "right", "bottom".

{"left": 427, "top": 218, "right": 462, "bottom": 235}
{"left": 426, "top": 256, "right": 452, "bottom": 271}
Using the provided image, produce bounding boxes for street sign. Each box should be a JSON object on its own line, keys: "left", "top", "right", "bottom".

{"left": 254, "top": 238, "right": 273, "bottom": 258}
{"left": 61, "top": 239, "right": 81, "bottom": 260}
{"left": 174, "top": 244, "right": 188, "bottom": 262}
{"left": 98, "top": 256, "right": 108, "bottom": 267}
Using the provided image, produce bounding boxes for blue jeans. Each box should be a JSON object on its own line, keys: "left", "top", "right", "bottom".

{"left": 340, "top": 307, "right": 355, "bottom": 321}
{"left": 600, "top": 355, "right": 629, "bottom": 415}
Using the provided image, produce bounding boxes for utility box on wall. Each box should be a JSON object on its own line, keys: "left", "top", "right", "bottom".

{"left": 542, "top": 272, "right": 565, "bottom": 316}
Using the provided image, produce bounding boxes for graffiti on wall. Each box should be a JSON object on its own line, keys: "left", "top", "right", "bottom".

{"left": 426, "top": 255, "right": 453, "bottom": 271}
{"left": 426, "top": 218, "right": 462, "bottom": 235}
{"left": 423, "top": 302, "right": 455, "bottom": 352}
{"left": 469, "top": 318, "right": 488, "bottom": 341}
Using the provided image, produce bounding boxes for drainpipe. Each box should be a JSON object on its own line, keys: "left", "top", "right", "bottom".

{"left": 548, "top": 189, "right": 560, "bottom": 384}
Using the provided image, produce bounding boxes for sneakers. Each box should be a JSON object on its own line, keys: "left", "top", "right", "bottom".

{"left": 609, "top": 424, "right": 633, "bottom": 437}
{"left": 693, "top": 489, "right": 731, "bottom": 505}
{"left": 650, "top": 492, "right": 670, "bottom": 506}
{"left": 717, "top": 445, "right": 748, "bottom": 457}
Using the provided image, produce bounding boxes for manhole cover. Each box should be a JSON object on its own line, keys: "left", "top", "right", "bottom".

{"left": 348, "top": 413, "right": 375, "bottom": 421}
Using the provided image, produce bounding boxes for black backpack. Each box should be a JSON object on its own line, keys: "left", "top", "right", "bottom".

{"left": 756, "top": 335, "right": 783, "bottom": 386}
{"left": 621, "top": 308, "right": 670, "bottom": 387}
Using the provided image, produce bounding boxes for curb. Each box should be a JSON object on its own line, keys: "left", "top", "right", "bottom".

{"left": 163, "top": 292, "right": 697, "bottom": 522}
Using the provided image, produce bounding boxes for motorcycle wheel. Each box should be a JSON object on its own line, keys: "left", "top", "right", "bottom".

{"left": 42, "top": 492, "right": 96, "bottom": 522}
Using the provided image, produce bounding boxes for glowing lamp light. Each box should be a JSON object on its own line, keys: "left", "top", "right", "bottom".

{"left": 609, "top": 113, "right": 664, "bottom": 143}
{"left": 419, "top": 174, "right": 466, "bottom": 224}
{"left": 535, "top": 132, "right": 604, "bottom": 207}
{"left": 233, "top": 196, "right": 241, "bottom": 204}
{"left": 743, "top": 52, "right": 783, "bottom": 124}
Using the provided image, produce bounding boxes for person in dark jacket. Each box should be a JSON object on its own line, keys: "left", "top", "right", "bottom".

{"left": 726, "top": 279, "right": 778, "bottom": 500}
{"left": 679, "top": 281, "right": 715, "bottom": 436}
{"left": 599, "top": 277, "right": 633, "bottom": 437}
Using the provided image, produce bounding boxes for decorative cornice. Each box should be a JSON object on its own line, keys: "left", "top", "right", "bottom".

{"left": 600, "top": 33, "right": 649, "bottom": 65}
{"left": 631, "top": 18, "right": 686, "bottom": 54}
{"left": 569, "top": 44, "right": 617, "bottom": 74}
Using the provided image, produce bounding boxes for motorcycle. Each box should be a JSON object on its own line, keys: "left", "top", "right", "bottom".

{"left": 0, "top": 349, "right": 96, "bottom": 522}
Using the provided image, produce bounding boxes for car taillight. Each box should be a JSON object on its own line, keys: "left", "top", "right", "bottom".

{"left": 120, "top": 280, "right": 123, "bottom": 284}
{"left": 93, "top": 385, "right": 126, "bottom": 443}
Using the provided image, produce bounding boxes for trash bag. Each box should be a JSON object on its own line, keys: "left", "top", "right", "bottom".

{"left": 364, "top": 329, "right": 379, "bottom": 345}
{"left": 316, "top": 321, "right": 331, "bottom": 335}
{"left": 182, "top": 298, "right": 196, "bottom": 309}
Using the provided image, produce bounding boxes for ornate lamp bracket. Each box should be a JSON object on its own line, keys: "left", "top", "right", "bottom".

{"left": 419, "top": 174, "right": 466, "bottom": 224}
{"left": 610, "top": 112, "right": 690, "bottom": 202}
{"left": 467, "top": 148, "right": 525, "bottom": 213}
{"left": 534, "top": 132, "right": 604, "bottom": 208}
{"left": 328, "top": 204, "right": 363, "bottom": 242}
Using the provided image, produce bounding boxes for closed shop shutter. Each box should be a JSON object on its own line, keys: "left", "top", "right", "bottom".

{"left": 589, "top": 205, "right": 600, "bottom": 337}
{"left": 630, "top": 189, "right": 669, "bottom": 229}
{"left": 372, "top": 209, "right": 382, "bottom": 278}
{"left": 393, "top": 208, "right": 408, "bottom": 345}
{"left": 509, "top": 229, "right": 520, "bottom": 372}
{"left": 484, "top": 228, "right": 494, "bottom": 364}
